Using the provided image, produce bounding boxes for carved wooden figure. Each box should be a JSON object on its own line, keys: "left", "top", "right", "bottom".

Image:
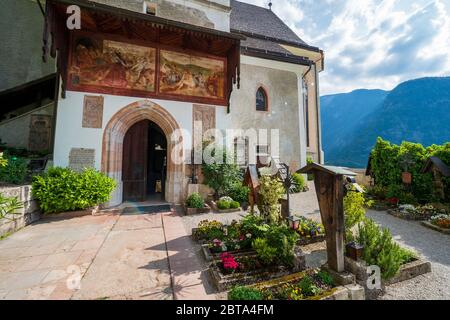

{"left": 298, "top": 163, "right": 357, "bottom": 273}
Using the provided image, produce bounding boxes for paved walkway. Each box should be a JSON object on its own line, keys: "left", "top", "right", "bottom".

{"left": 0, "top": 207, "right": 219, "bottom": 300}
{"left": 1, "top": 182, "right": 449, "bottom": 300}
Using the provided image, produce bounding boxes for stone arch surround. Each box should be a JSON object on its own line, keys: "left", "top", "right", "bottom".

{"left": 101, "top": 100, "right": 185, "bottom": 206}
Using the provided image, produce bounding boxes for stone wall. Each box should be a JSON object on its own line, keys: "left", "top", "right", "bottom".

{"left": 0, "top": 103, "right": 54, "bottom": 150}
{"left": 0, "top": 0, "right": 55, "bottom": 91}
{"left": 345, "top": 168, "right": 373, "bottom": 187}
{"left": 0, "top": 185, "right": 40, "bottom": 238}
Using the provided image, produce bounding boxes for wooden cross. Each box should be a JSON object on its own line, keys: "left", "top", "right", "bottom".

{"left": 298, "top": 163, "right": 357, "bottom": 272}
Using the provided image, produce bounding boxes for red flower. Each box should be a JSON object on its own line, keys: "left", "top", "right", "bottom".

{"left": 220, "top": 253, "right": 239, "bottom": 271}
{"left": 388, "top": 197, "right": 399, "bottom": 205}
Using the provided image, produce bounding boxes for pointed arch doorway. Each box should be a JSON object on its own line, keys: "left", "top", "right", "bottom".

{"left": 102, "top": 100, "right": 185, "bottom": 207}
{"left": 122, "top": 120, "right": 168, "bottom": 202}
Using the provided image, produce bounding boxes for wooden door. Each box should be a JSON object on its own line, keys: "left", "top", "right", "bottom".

{"left": 122, "top": 120, "right": 149, "bottom": 202}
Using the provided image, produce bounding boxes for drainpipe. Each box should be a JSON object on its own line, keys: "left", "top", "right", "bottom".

{"left": 313, "top": 62, "right": 323, "bottom": 164}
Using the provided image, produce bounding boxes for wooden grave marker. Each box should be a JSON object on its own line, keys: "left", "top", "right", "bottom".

{"left": 298, "top": 163, "right": 357, "bottom": 272}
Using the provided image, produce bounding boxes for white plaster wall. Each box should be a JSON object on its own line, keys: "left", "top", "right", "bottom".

{"left": 224, "top": 55, "right": 310, "bottom": 171}
{"left": 53, "top": 91, "right": 203, "bottom": 170}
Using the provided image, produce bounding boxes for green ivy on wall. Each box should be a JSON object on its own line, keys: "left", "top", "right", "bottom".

{"left": 370, "top": 137, "right": 450, "bottom": 203}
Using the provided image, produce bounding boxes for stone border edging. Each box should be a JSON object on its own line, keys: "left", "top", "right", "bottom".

{"left": 421, "top": 221, "right": 450, "bottom": 235}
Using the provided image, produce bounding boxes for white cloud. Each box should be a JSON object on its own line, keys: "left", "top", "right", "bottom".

{"left": 239, "top": 0, "right": 450, "bottom": 94}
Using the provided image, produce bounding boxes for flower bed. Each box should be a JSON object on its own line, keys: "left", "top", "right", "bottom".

{"left": 387, "top": 204, "right": 446, "bottom": 221}
{"left": 421, "top": 214, "right": 450, "bottom": 234}
{"left": 228, "top": 269, "right": 365, "bottom": 300}
{"left": 294, "top": 216, "right": 326, "bottom": 245}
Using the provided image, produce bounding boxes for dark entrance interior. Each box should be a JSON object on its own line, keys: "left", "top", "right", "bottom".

{"left": 122, "top": 120, "right": 167, "bottom": 202}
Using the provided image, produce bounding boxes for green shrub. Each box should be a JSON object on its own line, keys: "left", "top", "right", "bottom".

{"left": 32, "top": 167, "right": 116, "bottom": 214}
{"left": 252, "top": 238, "right": 277, "bottom": 265}
{"left": 202, "top": 146, "right": 241, "bottom": 198}
{"left": 265, "top": 224, "right": 298, "bottom": 266}
{"left": 298, "top": 275, "right": 321, "bottom": 297}
{"left": 257, "top": 175, "right": 285, "bottom": 224}
{"left": 240, "top": 214, "right": 267, "bottom": 239}
{"left": 228, "top": 286, "right": 263, "bottom": 300}
{"left": 317, "top": 270, "right": 334, "bottom": 286}
{"left": 398, "top": 247, "right": 418, "bottom": 264}
{"left": 226, "top": 183, "right": 250, "bottom": 204}
{"left": 0, "top": 194, "right": 23, "bottom": 220}
{"left": 355, "top": 218, "right": 409, "bottom": 280}
{"left": 193, "top": 220, "right": 224, "bottom": 240}
{"left": 230, "top": 201, "right": 240, "bottom": 209}
{"left": 291, "top": 173, "right": 306, "bottom": 193}
{"left": 0, "top": 153, "right": 28, "bottom": 185}
{"left": 306, "top": 157, "right": 314, "bottom": 180}
{"left": 344, "top": 190, "right": 371, "bottom": 239}
{"left": 217, "top": 199, "right": 230, "bottom": 210}
{"left": 0, "top": 153, "right": 7, "bottom": 168}
{"left": 186, "top": 192, "right": 204, "bottom": 209}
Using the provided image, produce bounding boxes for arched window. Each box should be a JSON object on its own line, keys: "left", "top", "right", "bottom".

{"left": 256, "top": 87, "right": 268, "bottom": 111}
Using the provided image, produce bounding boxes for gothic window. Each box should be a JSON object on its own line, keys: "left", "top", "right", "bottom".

{"left": 256, "top": 87, "right": 268, "bottom": 111}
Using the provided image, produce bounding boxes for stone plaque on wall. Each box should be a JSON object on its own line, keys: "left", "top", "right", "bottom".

{"left": 69, "top": 148, "right": 95, "bottom": 172}
{"left": 193, "top": 104, "right": 216, "bottom": 143}
{"left": 82, "top": 95, "right": 104, "bottom": 128}
{"left": 29, "top": 115, "right": 52, "bottom": 151}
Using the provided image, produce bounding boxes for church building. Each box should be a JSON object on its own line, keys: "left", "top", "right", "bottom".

{"left": 2, "top": 0, "right": 325, "bottom": 206}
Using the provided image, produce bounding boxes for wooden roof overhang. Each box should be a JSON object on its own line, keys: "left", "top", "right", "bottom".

{"left": 421, "top": 156, "right": 450, "bottom": 177}
{"left": 42, "top": 0, "right": 243, "bottom": 108}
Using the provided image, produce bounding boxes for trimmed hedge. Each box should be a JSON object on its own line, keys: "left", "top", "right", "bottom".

{"left": 32, "top": 167, "right": 116, "bottom": 214}
{"left": 370, "top": 138, "right": 450, "bottom": 203}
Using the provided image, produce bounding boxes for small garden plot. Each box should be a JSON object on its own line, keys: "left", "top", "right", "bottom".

{"left": 194, "top": 215, "right": 307, "bottom": 290}
{"left": 387, "top": 204, "right": 447, "bottom": 221}
{"left": 345, "top": 218, "right": 431, "bottom": 299}
{"left": 184, "top": 192, "right": 211, "bottom": 215}
{"left": 228, "top": 269, "right": 349, "bottom": 301}
{"left": 210, "top": 196, "right": 242, "bottom": 213}
{"left": 422, "top": 214, "right": 450, "bottom": 234}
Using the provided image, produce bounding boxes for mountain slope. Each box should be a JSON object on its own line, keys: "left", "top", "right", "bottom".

{"left": 321, "top": 89, "right": 388, "bottom": 163}
{"left": 321, "top": 77, "right": 450, "bottom": 168}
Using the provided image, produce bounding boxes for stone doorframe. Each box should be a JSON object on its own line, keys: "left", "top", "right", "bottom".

{"left": 101, "top": 100, "right": 185, "bottom": 206}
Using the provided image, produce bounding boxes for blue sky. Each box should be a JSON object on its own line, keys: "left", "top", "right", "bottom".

{"left": 241, "top": 0, "right": 450, "bottom": 95}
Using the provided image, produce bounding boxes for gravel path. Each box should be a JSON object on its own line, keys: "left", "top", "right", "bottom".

{"left": 367, "top": 210, "right": 450, "bottom": 300}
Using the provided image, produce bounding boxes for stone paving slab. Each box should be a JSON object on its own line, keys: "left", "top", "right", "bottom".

{"left": 72, "top": 213, "right": 172, "bottom": 300}
{"left": 162, "top": 210, "right": 215, "bottom": 300}
{"left": 0, "top": 215, "right": 120, "bottom": 300}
